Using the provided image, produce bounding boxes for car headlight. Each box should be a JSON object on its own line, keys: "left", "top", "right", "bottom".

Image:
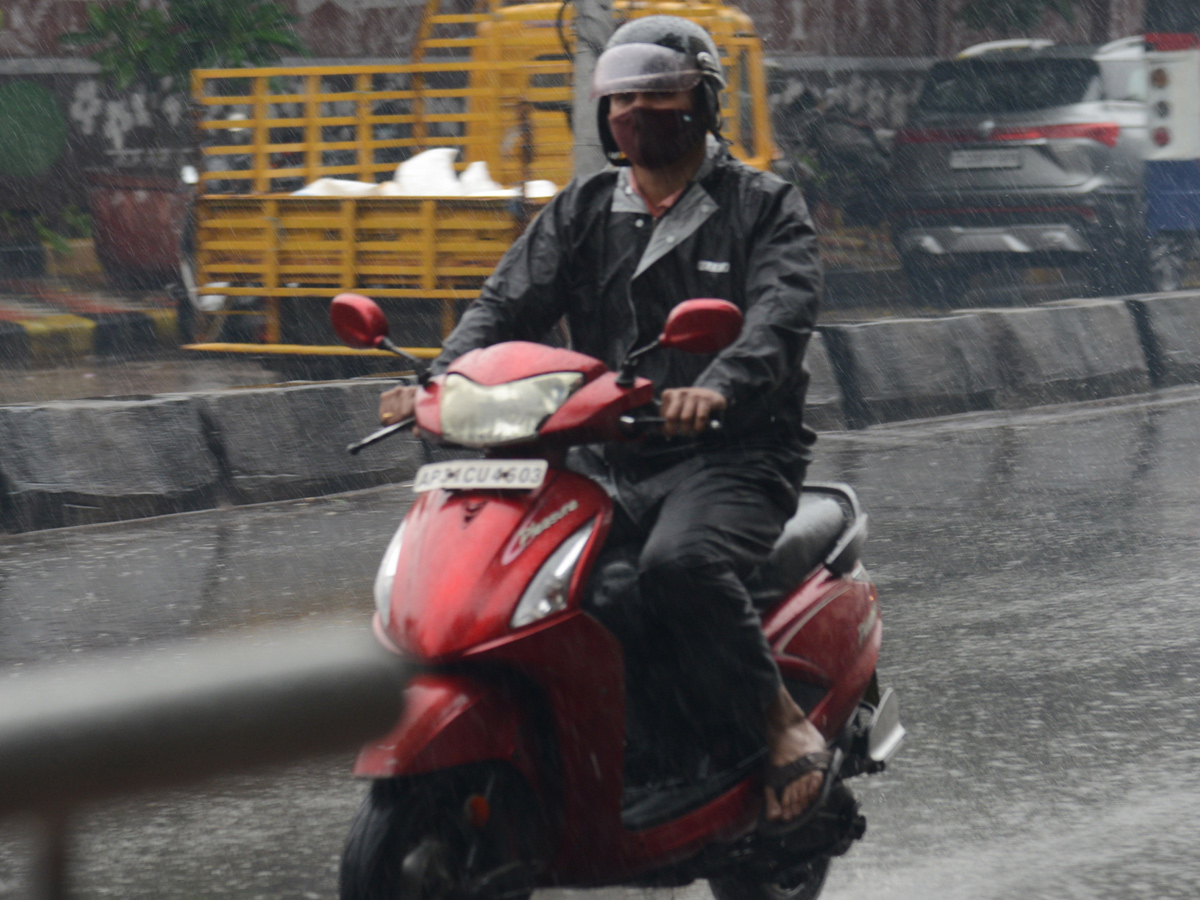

{"left": 511, "top": 521, "right": 594, "bottom": 629}
{"left": 373, "top": 521, "right": 406, "bottom": 627}
{"left": 440, "top": 372, "right": 583, "bottom": 447}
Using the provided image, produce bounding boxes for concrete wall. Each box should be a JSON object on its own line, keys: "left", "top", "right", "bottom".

{"left": 4, "top": 291, "right": 1200, "bottom": 532}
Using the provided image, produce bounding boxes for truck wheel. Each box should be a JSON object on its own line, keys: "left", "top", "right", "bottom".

{"left": 710, "top": 857, "right": 831, "bottom": 900}
{"left": 901, "top": 257, "right": 969, "bottom": 308}
{"left": 339, "top": 767, "right": 540, "bottom": 900}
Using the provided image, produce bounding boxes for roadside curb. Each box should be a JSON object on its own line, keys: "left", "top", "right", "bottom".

{"left": 0, "top": 294, "right": 177, "bottom": 367}
{"left": 3, "top": 291, "right": 1200, "bottom": 533}
{"left": 0, "top": 309, "right": 177, "bottom": 366}
{"left": 1125, "top": 292, "right": 1200, "bottom": 387}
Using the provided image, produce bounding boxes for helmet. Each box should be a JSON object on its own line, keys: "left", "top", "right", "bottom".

{"left": 592, "top": 16, "right": 726, "bottom": 164}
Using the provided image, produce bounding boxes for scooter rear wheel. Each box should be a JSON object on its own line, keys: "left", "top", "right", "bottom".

{"left": 339, "top": 765, "right": 540, "bottom": 900}
{"left": 709, "top": 857, "right": 830, "bottom": 900}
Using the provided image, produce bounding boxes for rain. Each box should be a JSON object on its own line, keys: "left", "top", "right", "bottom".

{"left": 2, "top": 1, "right": 1200, "bottom": 899}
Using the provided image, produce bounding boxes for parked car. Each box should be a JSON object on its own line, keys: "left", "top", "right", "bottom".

{"left": 891, "top": 37, "right": 1160, "bottom": 305}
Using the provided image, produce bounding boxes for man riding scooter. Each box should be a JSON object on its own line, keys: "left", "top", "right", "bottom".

{"left": 379, "top": 15, "right": 827, "bottom": 826}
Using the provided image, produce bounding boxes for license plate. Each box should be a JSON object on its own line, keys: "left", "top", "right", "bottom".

{"left": 413, "top": 459, "right": 548, "bottom": 493}
{"left": 949, "top": 149, "right": 1022, "bottom": 170}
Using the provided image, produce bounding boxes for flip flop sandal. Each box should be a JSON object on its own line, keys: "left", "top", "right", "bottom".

{"left": 758, "top": 746, "right": 844, "bottom": 836}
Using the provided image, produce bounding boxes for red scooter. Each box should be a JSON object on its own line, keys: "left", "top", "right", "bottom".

{"left": 331, "top": 293, "right": 904, "bottom": 900}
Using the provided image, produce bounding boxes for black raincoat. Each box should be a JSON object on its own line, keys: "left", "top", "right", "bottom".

{"left": 433, "top": 142, "right": 823, "bottom": 463}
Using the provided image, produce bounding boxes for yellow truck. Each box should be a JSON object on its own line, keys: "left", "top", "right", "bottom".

{"left": 182, "top": 0, "right": 776, "bottom": 366}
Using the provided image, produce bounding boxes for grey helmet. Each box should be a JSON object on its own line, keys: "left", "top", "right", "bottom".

{"left": 591, "top": 15, "right": 726, "bottom": 164}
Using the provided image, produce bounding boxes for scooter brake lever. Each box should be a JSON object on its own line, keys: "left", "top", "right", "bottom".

{"left": 347, "top": 416, "right": 416, "bottom": 455}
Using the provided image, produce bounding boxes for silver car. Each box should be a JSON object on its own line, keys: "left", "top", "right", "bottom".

{"left": 891, "top": 37, "right": 1162, "bottom": 305}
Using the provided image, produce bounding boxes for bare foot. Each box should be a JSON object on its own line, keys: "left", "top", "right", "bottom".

{"left": 764, "top": 686, "right": 827, "bottom": 822}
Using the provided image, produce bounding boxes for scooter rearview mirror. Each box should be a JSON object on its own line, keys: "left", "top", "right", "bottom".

{"left": 615, "top": 299, "right": 743, "bottom": 388}
{"left": 658, "top": 299, "right": 743, "bottom": 355}
{"left": 330, "top": 293, "right": 431, "bottom": 385}
{"left": 331, "top": 293, "right": 390, "bottom": 349}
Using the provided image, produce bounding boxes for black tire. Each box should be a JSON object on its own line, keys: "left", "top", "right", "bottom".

{"left": 901, "top": 256, "right": 970, "bottom": 309}
{"left": 339, "top": 767, "right": 540, "bottom": 900}
{"left": 1140, "top": 231, "right": 1189, "bottom": 293}
{"left": 710, "top": 857, "right": 831, "bottom": 900}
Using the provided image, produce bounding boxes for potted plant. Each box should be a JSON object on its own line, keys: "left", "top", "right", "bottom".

{"left": 36, "top": 207, "right": 102, "bottom": 284}
{"left": 62, "top": 0, "right": 305, "bottom": 287}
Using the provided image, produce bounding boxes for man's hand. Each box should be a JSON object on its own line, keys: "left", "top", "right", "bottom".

{"left": 379, "top": 385, "right": 418, "bottom": 425}
{"left": 660, "top": 387, "right": 727, "bottom": 437}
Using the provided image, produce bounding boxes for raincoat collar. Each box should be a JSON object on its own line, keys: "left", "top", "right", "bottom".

{"left": 612, "top": 137, "right": 724, "bottom": 280}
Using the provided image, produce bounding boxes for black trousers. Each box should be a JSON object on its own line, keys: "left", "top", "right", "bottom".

{"left": 582, "top": 448, "right": 804, "bottom": 779}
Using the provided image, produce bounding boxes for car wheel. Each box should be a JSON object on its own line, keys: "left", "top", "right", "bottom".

{"left": 901, "top": 257, "right": 969, "bottom": 309}
{"left": 1141, "top": 231, "right": 1189, "bottom": 293}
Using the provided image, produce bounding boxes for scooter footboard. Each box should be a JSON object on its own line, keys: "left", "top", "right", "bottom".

{"left": 354, "top": 672, "right": 540, "bottom": 785}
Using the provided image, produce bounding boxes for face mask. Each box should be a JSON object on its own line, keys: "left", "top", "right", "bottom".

{"left": 607, "top": 105, "right": 706, "bottom": 169}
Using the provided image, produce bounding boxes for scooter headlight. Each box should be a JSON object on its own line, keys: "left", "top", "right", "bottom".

{"left": 511, "top": 521, "right": 594, "bottom": 629}
{"left": 373, "top": 521, "right": 406, "bottom": 627}
{"left": 440, "top": 372, "right": 583, "bottom": 448}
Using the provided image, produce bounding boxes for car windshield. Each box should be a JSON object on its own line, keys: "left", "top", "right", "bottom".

{"left": 914, "top": 59, "right": 1103, "bottom": 115}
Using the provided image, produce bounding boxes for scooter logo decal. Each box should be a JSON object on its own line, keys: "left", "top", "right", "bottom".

{"left": 504, "top": 500, "right": 579, "bottom": 562}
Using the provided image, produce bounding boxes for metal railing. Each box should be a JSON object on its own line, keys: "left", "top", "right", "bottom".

{"left": 0, "top": 622, "right": 409, "bottom": 900}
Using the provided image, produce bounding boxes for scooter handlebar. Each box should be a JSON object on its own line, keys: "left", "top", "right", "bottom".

{"left": 347, "top": 417, "right": 415, "bottom": 455}
{"left": 617, "top": 412, "right": 722, "bottom": 435}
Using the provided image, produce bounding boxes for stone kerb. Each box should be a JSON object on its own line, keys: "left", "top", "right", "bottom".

{"left": 0, "top": 397, "right": 218, "bottom": 532}
{"left": 975, "top": 299, "right": 1150, "bottom": 408}
{"left": 1123, "top": 291, "right": 1200, "bottom": 387}
{"left": 820, "top": 315, "right": 1002, "bottom": 428}
{"left": 196, "top": 379, "right": 422, "bottom": 506}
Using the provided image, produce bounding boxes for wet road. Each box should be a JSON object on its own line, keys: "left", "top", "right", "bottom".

{"left": 2, "top": 387, "right": 1199, "bottom": 899}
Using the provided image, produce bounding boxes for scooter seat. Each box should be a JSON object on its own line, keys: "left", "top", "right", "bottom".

{"left": 748, "top": 492, "right": 854, "bottom": 608}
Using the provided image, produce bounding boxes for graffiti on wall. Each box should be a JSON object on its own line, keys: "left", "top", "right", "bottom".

{"left": 68, "top": 77, "right": 188, "bottom": 167}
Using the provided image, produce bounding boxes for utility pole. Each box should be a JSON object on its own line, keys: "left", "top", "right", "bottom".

{"left": 572, "top": 0, "right": 614, "bottom": 178}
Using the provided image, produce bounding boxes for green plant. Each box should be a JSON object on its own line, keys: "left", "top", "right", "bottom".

{"left": 34, "top": 216, "right": 71, "bottom": 255}
{"left": 61, "top": 205, "right": 92, "bottom": 240}
{"left": 61, "top": 0, "right": 306, "bottom": 94}
{"left": 33, "top": 207, "right": 92, "bottom": 255}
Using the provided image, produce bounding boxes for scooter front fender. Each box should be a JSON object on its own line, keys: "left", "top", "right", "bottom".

{"left": 354, "top": 671, "right": 539, "bottom": 786}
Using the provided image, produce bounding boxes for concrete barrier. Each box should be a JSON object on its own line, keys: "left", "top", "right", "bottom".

{"left": 803, "top": 331, "right": 844, "bottom": 431}
{"left": 821, "top": 315, "right": 1002, "bottom": 428}
{"left": 0, "top": 396, "right": 218, "bottom": 531}
{"left": 5, "top": 295, "right": 1200, "bottom": 532}
{"left": 975, "top": 299, "right": 1150, "bottom": 408}
{"left": 1124, "top": 291, "right": 1200, "bottom": 387}
{"left": 196, "top": 379, "right": 422, "bottom": 506}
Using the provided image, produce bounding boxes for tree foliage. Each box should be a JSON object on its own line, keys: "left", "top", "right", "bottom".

{"left": 61, "top": 0, "right": 306, "bottom": 92}
{"left": 957, "top": 0, "right": 1081, "bottom": 32}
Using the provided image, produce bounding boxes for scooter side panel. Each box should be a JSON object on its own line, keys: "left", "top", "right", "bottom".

{"left": 466, "top": 610, "right": 626, "bottom": 872}
{"left": 352, "top": 672, "right": 539, "bottom": 785}
{"left": 387, "top": 471, "right": 611, "bottom": 661}
{"left": 764, "top": 573, "right": 881, "bottom": 738}
{"left": 472, "top": 611, "right": 761, "bottom": 884}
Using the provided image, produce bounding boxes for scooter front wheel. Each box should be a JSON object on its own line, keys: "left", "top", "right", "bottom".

{"left": 709, "top": 857, "right": 830, "bottom": 900}
{"left": 339, "top": 764, "right": 541, "bottom": 900}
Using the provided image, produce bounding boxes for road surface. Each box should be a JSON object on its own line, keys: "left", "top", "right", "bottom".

{"left": 1, "top": 387, "right": 1198, "bottom": 899}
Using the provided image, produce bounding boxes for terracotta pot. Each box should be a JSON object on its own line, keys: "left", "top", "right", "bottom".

{"left": 87, "top": 169, "right": 188, "bottom": 287}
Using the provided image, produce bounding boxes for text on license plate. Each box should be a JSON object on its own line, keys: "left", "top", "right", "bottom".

{"left": 949, "top": 149, "right": 1022, "bottom": 170}
{"left": 413, "top": 459, "right": 548, "bottom": 493}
